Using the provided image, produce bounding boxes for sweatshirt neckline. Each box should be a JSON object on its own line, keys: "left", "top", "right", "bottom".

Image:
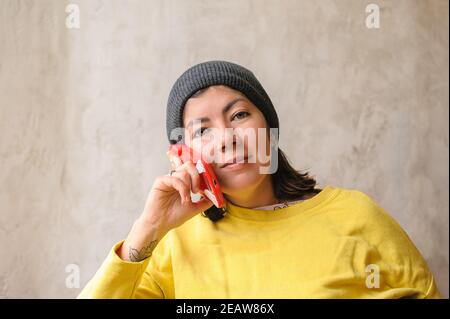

{"left": 224, "top": 185, "right": 339, "bottom": 222}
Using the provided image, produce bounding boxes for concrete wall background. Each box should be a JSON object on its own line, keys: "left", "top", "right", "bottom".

{"left": 0, "top": 0, "right": 448, "bottom": 298}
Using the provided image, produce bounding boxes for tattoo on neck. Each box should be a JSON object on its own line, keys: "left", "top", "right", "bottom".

{"left": 128, "top": 240, "right": 159, "bottom": 262}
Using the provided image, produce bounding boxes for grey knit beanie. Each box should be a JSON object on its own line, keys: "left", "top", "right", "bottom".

{"left": 166, "top": 60, "right": 279, "bottom": 144}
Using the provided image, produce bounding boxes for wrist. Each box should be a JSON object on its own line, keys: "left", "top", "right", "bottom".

{"left": 116, "top": 219, "right": 168, "bottom": 262}
{"left": 135, "top": 216, "right": 168, "bottom": 238}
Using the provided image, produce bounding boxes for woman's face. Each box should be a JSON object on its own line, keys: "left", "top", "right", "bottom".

{"left": 182, "top": 85, "right": 272, "bottom": 196}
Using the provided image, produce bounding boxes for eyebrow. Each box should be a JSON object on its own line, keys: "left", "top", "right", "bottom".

{"left": 186, "top": 97, "right": 246, "bottom": 129}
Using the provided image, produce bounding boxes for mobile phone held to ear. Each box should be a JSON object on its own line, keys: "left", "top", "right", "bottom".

{"left": 167, "top": 144, "right": 226, "bottom": 209}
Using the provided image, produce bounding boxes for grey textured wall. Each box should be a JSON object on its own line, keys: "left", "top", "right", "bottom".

{"left": 0, "top": 0, "right": 448, "bottom": 298}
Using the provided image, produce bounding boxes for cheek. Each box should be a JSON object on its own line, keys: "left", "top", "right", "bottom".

{"left": 184, "top": 132, "right": 204, "bottom": 154}
{"left": 240, "top": 123, "right": 270, "bottom": 161}
{"left": 186, "top": 138, "right": 217, "bottom": 165}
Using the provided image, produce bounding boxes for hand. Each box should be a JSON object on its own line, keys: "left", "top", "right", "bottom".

{"left": 140, "top": 155, "right": 214, "bottom": 234}
{"left": 118, "top": 156, "right": 214, "bottom": 262}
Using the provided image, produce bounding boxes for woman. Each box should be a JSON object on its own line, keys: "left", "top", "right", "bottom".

{"left": 78, "top": 60, "right": 441, "bottom": 298}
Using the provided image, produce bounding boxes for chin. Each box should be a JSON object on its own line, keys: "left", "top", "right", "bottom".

{"left": 218, "top": 167, "right": 264, "bottom": 194}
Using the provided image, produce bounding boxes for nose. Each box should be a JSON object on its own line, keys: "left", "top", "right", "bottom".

{"left": 218, "top": 127, "right": 237, "bottom": 154}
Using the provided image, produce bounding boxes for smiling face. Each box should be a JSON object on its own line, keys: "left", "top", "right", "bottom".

{"left": 182, "top": 85, "right": 272, "bottom": 197}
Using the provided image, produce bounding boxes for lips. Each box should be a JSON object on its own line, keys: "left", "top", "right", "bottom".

{"left": 220, "top": 155, "right": 249, "bottom": 168}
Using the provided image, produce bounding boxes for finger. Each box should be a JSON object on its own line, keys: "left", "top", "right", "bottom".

{"left": 184, "top": 196, "right": 214, "bottom": 219}
{"left": 158, "top": 176, "right": 191, "bottom": 204}
{"left": 192, "top": 196, "right": 214, "bottom": 210}
{"left": 168, "top": 153, "right": 183, "bottom": 169}
{"left": 171, "top": 170, "right": 193, "bottom": 199}
{"left": 174, "top": 156, "right": 183, "bottom": 168}
{"left": 176, "top": 161, "right": 201, "bottom": 193}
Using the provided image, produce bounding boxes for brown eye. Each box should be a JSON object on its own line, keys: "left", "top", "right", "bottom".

{"left": 232, "top": 111, "right": 249, "bottom": 121}
{"left": 193, "top": 127, "right": 211, "bottom": 138}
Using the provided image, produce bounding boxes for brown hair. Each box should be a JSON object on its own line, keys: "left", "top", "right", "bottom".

{"left": 272, "top": 148, "right": 321, "bottom": 200}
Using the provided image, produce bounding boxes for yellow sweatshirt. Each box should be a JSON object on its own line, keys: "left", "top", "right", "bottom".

{"left": 78, "top": 185, "right": 441, "bottom": 299}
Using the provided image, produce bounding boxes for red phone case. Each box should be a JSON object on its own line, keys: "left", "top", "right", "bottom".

{"left": 167, "top": 144, "right": 225, "bottom": 208}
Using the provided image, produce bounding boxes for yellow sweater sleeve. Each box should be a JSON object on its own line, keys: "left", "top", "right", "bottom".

{"left": 423, "top": 275, "right": 442, "bottom": 299}
{"left": 348, "top": 190, "right": 442, "bottom": 299}
{"left": 78, "top": 232, "right": 174, "bottom": 299}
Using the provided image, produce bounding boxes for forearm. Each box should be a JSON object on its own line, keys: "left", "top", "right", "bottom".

{"left": 118, "top": 218, "right": 168, "bottom": 262}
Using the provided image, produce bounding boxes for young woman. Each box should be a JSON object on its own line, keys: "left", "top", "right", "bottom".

{"left": 78, "top": 60, "right": 441, "bottom": 298}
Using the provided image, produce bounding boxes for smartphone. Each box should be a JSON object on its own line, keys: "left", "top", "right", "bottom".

{"left": 167, "top": 144, "right": 226, "bottom": 209}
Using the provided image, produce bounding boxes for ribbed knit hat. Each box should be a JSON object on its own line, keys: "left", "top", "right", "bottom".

{"left": 166, "top": 60, "right": 279, "bottom": 144}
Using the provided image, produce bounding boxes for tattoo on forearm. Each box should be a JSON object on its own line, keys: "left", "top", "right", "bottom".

{"left": 128, "top": 240, "right": 159, "bottom": 262}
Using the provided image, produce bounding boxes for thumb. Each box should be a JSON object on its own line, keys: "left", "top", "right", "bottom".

{"left": 192, "top": 196, "right": 214, "bottom": 211}
{"left": 184, "top": 197, "right": 214, "bottom": 221}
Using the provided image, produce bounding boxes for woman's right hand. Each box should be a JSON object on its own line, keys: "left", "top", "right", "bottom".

{"left": 118, "top": 156, "right": 214, "bottom": 262}
{"left": 140, "top": 158, "right": 214, "bottom": 233}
